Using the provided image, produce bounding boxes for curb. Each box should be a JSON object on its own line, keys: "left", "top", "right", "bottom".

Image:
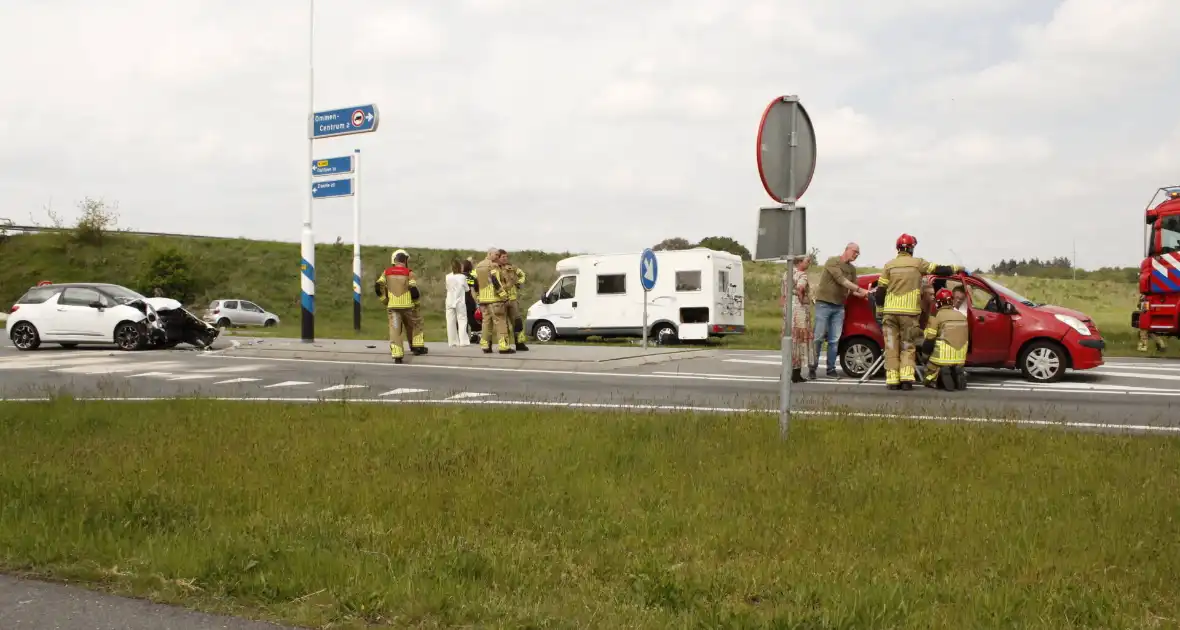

{"left": 217, "top": 347, "right": 718, "bottom": 372}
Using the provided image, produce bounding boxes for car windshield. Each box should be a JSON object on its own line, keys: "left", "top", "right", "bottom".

{"left": 100, "top": 285, "right": 146, "bottom": 303}
{"left": 982, "top": 277, "right": 1038, "bottom": 307}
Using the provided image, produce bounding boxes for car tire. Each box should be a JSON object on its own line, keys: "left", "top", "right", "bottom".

{"left": 9, "top": 322, "right": 41, "bottom": 351}
{"left": 652, "top": 323, "right": 678, "bottom": 346}
{"left": 217, "top": 318, "right": 232, "bottom": 329}
{"left": 1018, "top": 339, "right": 1067, "bottom": 383}
{"left": 264, "top": 319, "right": 277, "bottom": 327}
{"left": 114, "top": 322, "right": 146, "bottom": 352}
{"left": 532, "top": 320, "right": 556, "bottom": 343}
{"left": 839, "top": 336, "right": 882, "bottom": 379}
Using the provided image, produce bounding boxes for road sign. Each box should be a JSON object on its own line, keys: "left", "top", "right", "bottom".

{"left": 310, "top": 104, "right": 379, "bottom": 139}
{"left": 756, "top": 95, "right": 817, "bottom": 204}
{"left": 640, "top": 248, "right": 658, "bottom": 291}
{"left": 312, "top": 155, "right": 354, "bottom": 177}
{"left": 312, "top": 178, "right": 354, "bottom": 199}
{"left": 755, "top": 205, "right": 808, "bottom": 261}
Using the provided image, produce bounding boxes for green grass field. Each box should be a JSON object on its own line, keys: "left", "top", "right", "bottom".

{"left": 0, "top": 230, "right": 1166, "bottom": 357}
{"left": 2, "top": 399, "right": 1179, "bottom": 628}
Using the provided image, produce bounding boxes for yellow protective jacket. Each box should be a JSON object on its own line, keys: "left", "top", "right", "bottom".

{"left": 473, "top": 257, "right": 507, "bottom": 304}
{"left": 502, "top": 264, "right": 527, "bottom": 301}
{"left": 875, "top": 253, "right": 962, "bottom": 315}
{"left": 922, "top": 306, "right": 969, "bottom": 366}
{"left": 374, "top": 263, "right": 419, "bottom": 309}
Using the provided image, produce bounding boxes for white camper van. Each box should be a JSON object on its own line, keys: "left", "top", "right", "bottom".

{"left": 524, "top": 248, "right": 746, "bottom": 344}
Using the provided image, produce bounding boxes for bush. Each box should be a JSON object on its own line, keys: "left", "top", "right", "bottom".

{"left": 138, "top": 247, "right": 204, "bottom": 305}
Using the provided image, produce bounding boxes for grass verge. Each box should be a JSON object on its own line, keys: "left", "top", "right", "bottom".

{"left": 2, "top": 399, "right": 1180, "bottom": 628}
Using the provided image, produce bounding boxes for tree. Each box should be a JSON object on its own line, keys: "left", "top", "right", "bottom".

{"left": 71, "top": 197, "right": 120, "bottom": 245}
{"left": 695, "top": 236, "right": 752, "bottom": 260}
{"left": 653, "top": 237, "right": 693, "bottom": 251}
{"left": 138, "top": 247, "right": 204, "bottom": 305}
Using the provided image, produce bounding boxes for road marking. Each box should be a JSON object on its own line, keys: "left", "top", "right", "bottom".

{"left": 724, "top": 359, "right": 782, "bottom": 366}
{"left": 0, "top": 356, "right": 130, "bottom": 370}
{"left": 318, "top": 384, "right": 367, "bottom": 392}
{"left": 125, "top": 372, "right": 174, "bottom": 378}
{"left": 49, "top": 360, "right": 182, "bottom": 374}
{"left": 1090, "top": 369, "right": 1180, "bottom": 382}
{"left": 378, "top": 388, "right": 428, "bottom": 397}
{"left": 2, "top": 396, "right": 1178, "bottom": 435}
{"left": 446, "top": 392, "right": 492, "bottom": 399}
{"left": 652, "top": 371, "right": 776, "bottom": 381}
{"left": 264, "top": 381, "right": 313, "bottom": 389}
{"left": 213, "top": 378, "right": 262, "bottom": 385}
{"left": 166, "top": 374, "right": 218, "bottom": 381}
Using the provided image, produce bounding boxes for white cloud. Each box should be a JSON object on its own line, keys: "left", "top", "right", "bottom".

{"left": 0, "top": 0, "right": 1177, "bottom": 273}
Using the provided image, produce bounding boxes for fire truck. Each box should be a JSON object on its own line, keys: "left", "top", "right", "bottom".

{"left": 1134, "top": 186, "right": 1180, "bottom": 337}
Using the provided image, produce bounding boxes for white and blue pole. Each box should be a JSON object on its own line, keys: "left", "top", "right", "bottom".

{"left": 301, "top": 0, "right": 316, "bottom": 342}
{"left": 352, "top": 148, "right": 362, "bottom": 331}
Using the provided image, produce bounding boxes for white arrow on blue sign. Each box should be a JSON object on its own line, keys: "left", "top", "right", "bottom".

{"left": 310, "top": 104, "right": 379, "bottom": 139}
{"left": 640, "top": 248, "right": 658, "bottom": 291}
{"left": 312, "top": 178, "right": 354, "bottom": 199}
{"left": 312, "top": 155, "right": 354, "bottom": 177}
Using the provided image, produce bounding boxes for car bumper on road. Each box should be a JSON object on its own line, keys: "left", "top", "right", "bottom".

{"left": 1070, "top": 337, "right": 1105, "bottom": 370}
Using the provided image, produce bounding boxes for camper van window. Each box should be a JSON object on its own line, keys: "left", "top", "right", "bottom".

{"left": 596, "top": 274, "right": 626, "bottom": 295}
{"left": 718, "top": 270, "right": 731, "bottom": 293}
{"left": 557, "top": 276, "right": 576, "bottom": 300}
{"left": 675, "top": 270, "right": 702, "bottom": 291}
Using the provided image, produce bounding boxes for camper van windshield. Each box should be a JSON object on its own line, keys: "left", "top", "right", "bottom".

{"left": 546, "top": 276, "right": 576, "bottom": 302}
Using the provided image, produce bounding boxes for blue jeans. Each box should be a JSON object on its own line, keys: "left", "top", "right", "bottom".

{"left": 812, "top": 301, "right": 845, "bottom": 373}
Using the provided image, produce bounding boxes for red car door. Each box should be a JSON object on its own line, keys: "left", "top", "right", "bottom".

{"left": 965, "top": 280, "right": 1013, "bottom": 365}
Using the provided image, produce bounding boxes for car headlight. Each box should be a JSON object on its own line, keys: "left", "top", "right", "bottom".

{"left": 1055, "top": 313, "right": 1090, "bottom": 336}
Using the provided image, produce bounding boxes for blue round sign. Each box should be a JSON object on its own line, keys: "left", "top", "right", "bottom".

{"left": 639, "top": 248, "right": 658, "bottom": 292}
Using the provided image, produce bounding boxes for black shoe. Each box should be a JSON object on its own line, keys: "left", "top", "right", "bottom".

{"left": 791, "top": 368, "right": 805, "bottom": 383}
{"left": 887, "top": 383, "right": 900, "bottom": 390}
{"left": 516, "top": 343, "right": 529, "bottom": 351}
{"left": 482, "top": 348, "right": 493, "bottom": 354}
{"left": 393, "top": 357, "right": 403, "bottom": 364}
{"left": 901, "top": 382, "right": 913, "bottom": 391}
{"left": 411, "top": 347, "right": 427, "bottom": 356}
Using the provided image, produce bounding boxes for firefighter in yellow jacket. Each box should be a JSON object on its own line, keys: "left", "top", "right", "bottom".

{"left": 873, "top": 234, "right": 965, "bottom": 390}
{"left": 474, "top": 248, "right": 513, "bottom": 354}
{"left": 373, "top": 250, "right": 420, "bottom": 363}
{"left": 920, "top": 288, "right": 969, "bottom": 390}
{"left": 391, "top": 248, "right": 428, "bottom": 356}
{"left": 497, "top": 249, "right": 529, "bottom": 351}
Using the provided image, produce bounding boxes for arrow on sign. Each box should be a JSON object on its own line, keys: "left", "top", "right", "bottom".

{"left": 643, "top": 259, "right": 654, "bottom": 283}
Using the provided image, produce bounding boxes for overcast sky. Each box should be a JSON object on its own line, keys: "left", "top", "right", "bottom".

{"left": 2, "top": 0, "right": 1177, "bottom": 271}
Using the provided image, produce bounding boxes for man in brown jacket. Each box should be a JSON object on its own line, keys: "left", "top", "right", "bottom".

{"left": 810, "top": 243, "right": 867, "bottom": 379}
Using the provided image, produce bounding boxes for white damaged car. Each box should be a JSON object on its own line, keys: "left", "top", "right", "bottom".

{"left": 6, "top": 282, "right": 219, "bottom": 351}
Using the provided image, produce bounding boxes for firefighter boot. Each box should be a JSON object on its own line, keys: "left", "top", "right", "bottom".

{"left": 514, "top": 317, "right": 529, "bottom": 351}
{"left": 411, "top": 331, "right": 428, "bottom": 356}
{"left": 953, "top": 366, "right": 967, "bottom": 390}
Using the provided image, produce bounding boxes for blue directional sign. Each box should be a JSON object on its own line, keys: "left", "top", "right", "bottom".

{"left": 312, "top": 155, "right": 354, "bottom": 177}
{"left": 639, "top": 248, "right": 658, "bottom": 292}
{"left": 311, "top": 104, "right": 379, "bottom": 139}
{"left": 312, "top": 178, "right": 354, "bottom": 199}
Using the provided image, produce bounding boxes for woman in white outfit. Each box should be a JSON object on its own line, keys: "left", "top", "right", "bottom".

{"left": 444, "top": 259, "right": 470, "bottom": 347}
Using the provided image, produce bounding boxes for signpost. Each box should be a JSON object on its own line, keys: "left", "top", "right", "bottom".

{"left": 640, "top": 248, "right": 659, "bottom": 349}
{"left": 351, "top": 149, "right": 362, "bottom": 332}
{"left": 303, "top": 100, "right": 379, "bottom": 343}
{"left": 755, "top": 94, "right": 817, "bottom": 439}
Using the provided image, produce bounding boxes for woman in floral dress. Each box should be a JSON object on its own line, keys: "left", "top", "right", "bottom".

{"left": 780, "top": 256, "right": 816, "bottom": 383}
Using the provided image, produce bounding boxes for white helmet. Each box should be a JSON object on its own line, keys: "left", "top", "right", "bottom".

{"left": 391, "top": 249, "right": 409, "bottom": 264}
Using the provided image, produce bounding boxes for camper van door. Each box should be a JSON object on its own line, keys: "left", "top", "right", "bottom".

{"left": 542, "top": 273, "right": 579, "bottom": 332}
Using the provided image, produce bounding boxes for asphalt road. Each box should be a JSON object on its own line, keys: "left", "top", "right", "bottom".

{"left": 2, "top": 340, "right": 1180, "bottom": 432}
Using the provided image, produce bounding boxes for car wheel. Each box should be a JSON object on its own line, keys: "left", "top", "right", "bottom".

{"left": 532, "top": 320, "right": 556, "bottom": 343}
{"left": 839, "top": 337, "right": 882, "bottom": 379}
{"left": 651, "top": 323, "right": 678, "bottom": 346}
{"left": 217, "top": 318, "right": 232, "bottom": 329}
{"left": 9, "top": 322, "right": 41, "bottom": 351}
{"left": 1018, "top": 340, "right": 1067, "bottom": 383}
{"left": 114, "top": 322, "right": 146, "bottom": 351}
{"left": 264, "top": 319, "right": 277, "bottom": 327}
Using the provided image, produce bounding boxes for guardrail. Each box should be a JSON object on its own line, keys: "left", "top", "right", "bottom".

{"left": 0, "top": 221, "right": 256, "bottom": 243}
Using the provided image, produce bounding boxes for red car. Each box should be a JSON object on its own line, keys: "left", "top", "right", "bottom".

{"left": 837, "top": 273, "right": 1105, "bottom": 383}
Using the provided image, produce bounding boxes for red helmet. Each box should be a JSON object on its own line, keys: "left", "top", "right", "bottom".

{"left": 935, "top": 288, "right": 954, "bottom": 307}
{"left": 896, "top": 233, "right": 917, "bottom": 251}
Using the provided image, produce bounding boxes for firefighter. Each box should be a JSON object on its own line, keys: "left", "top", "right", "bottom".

{"left": 497, "top": 249, "right": 529, "bottom": 351}
{"left": 391, "top": 249, "right": 428, "bottom": 355}
{"left": 1137, "top": 295, "right": 1167, "bottom": 352}
{"left": 473, "top": 247, "right": 513, "bottom": 354}
{"left": 373, "top": 250, "right": 419, "bottom": 363}
{"left": 920, "top": 288, "right": 969, "bottom": 390}
{"left": 874, "top": 234, "right": 966, "bottom": 390}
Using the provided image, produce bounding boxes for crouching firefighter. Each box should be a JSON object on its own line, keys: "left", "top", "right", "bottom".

{"left": 374, "top": 250, "right": 422, "bottom": 363}
{"left": 920, "top": 288, "right": 969, "bottom": 390}
{"left": 875, "top": 233, "right": 966, "bottom": 390}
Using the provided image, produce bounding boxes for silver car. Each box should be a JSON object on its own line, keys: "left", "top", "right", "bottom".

{"left": 203, "top": 299, "right": 280, "bottom": 328}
